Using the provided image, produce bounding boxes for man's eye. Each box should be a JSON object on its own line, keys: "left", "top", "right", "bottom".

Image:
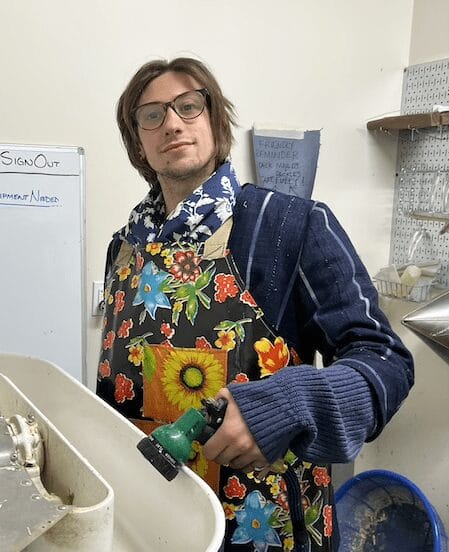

{"left": 146, "top": 110, "right": 162, "bottom": 120}
{"left": 178, "top": 101, "right": 196, "bottom": 114}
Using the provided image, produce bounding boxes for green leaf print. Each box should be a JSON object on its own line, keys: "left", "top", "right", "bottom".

{"left": 127, "top": 332, "right": 153, "bottom": 348}
{"left": 234, "top": 323, "right": 245, "bottom": 342}
{"left": 267, "top": 507, "right": 286, "bottom": 529}
{"left": 308, "top": 524, "right": 323, "bottom": 547}
{"left": 304, "top": 500, "right": 322, "bottom": 527}
{"left": 160, "top": 277, "right": 175, "bottom": 294}
{"left": 139, "top": 309, "right": 147, "bottom": 325}
{"left": 142, "top": 346, "right": 156, "bottom": 383}
{"left": 284, "top": 450, "right": 297, "bottom": 465}
{"left": 282, "top": 519, "right": 293, "bottom": 536}
{"left": 214, "top": 318, "right": 252, "bottom": 341}
{"left": 194, "top": 267, "right": 215, "bottom": 290}
{"left": 172, "top": 306, "right": 181, "bottom": 327}
{"left": 174, "top": 284, "right": 193, "bottom": 301}
{"left": 185, "top": 294, "right": 199, "bottom": 325}
{"left": 196, "top": 290, "right": 211, "bottom": 309}
{"left": 214, "top": 320, "right": 236, "bottom": 331}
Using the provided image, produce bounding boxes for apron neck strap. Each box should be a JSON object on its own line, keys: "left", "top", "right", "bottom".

{"left": 202, "top": 218, "right": 233, "bottom": 260}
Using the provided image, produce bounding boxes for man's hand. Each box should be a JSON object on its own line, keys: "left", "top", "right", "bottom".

{"left": 202, "top": 387, "right": 269, "bottom": 472}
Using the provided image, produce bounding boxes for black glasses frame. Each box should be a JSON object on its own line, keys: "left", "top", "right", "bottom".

{"left": 134, "top": 88, "right": 209, "bottom": 130}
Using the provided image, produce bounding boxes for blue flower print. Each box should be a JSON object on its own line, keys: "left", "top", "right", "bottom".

{"left": 231, "top": 490, "right": 282, "bottom": 551}
{"left": 133, "top": 261, "right": 171, "bottom": 319}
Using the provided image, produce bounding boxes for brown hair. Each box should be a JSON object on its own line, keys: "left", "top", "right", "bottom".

{"left": 117, "top": 57, "right": 236, "bottom": 187}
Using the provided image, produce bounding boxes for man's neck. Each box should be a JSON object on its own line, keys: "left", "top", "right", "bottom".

{"left": 160, "top": 177, "right": 201, "bottom": 215}
{"left": 158, "top": 164, "right": 215, "bottom": 215}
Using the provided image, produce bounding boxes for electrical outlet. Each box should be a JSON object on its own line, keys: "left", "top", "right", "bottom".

{"left": 92, "top": 281, "right": 104, "bottom": 316}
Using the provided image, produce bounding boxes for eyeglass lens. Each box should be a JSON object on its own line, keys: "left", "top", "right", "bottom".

{"left": 136, "top": 89, "right": 206, "bottom": 130}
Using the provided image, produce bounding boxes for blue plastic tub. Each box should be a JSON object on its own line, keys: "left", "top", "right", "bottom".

{"left": 335, "top": 470, "right": 448, "bottom": 551}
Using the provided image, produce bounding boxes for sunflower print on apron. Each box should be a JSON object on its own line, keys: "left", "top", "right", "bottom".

{"left": 97, "top": 220, "right": 334, "bottom": 552}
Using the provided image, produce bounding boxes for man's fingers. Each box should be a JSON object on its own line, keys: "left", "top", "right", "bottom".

{"left": 201, "top": 386, "right": 269, "bottom": 471}
{"left": 228, "top": 454, "right": 257, "bottom": 471}
{"left": 202, "top": 432, "right": 227, "bottom": 461}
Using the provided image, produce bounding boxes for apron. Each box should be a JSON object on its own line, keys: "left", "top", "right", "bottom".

{"left": 97, "top": 219, "right": 334, "bottom": 552}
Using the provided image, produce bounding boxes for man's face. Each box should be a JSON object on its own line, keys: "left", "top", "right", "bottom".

{"left": 137, "top": 71, "right": 216, "bottom": 185}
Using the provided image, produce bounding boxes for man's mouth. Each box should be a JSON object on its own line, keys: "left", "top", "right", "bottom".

{"left": 161, "top": 141, "right": 192, "bottom": 153}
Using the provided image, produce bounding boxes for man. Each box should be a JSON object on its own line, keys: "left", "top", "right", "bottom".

{"left": 97, "top": 57, "right": 413, "bottom": 551}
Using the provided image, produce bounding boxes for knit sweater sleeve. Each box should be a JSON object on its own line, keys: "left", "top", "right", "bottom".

{"left": 229, "top": 199, "right": 414, "bottom": 465}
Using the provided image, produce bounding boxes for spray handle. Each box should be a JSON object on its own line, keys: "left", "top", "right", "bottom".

{"left": 196, "top": 398, "right": 228, "bottom": 445}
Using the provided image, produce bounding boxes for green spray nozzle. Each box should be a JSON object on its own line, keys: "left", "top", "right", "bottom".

{"left": 137, "top": 398, "right": 228, "bottom": 481}
{"left": 151, "top": 407, "right": 207, "bottom": 464}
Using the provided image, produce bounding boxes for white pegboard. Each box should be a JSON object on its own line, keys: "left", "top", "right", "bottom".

{"left": 390, "top": 58, "right": 449, "bottom": 289}
{"left": 402, "top": 59, "right": 449, "bottom": 114}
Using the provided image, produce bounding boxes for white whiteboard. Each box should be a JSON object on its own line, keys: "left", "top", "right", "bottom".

{"left": 0, "top": 144, "right": 85, "bottom": 382}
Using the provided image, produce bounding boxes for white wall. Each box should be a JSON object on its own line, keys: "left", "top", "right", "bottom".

{"left": 409, "top": 0, "right": 449, "bottom": 65}
{"left": 354, "top": 0, "right": 449, "bottom": 530}
{"left": 14, "top": 0, "right": 449, "bottom": 526}
{"left": 0, "top": 0, "right": 412, "bottom": 385}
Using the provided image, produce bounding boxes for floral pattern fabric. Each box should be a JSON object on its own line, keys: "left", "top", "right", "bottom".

{"left": 97, "top": 237, "right": 334, "bottom": 552}
{"left": 114, "top": 161, "right": 241, "bottom": 246}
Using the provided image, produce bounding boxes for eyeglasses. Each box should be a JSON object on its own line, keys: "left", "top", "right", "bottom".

{"left": 134, "top": 88, "right": 209, "bottom": 131}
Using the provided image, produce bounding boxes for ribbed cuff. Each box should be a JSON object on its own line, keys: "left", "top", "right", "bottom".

{"left": 229, "top": 364, "right": 375, "bottom": 464}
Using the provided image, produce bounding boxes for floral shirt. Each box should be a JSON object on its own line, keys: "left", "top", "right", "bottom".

{"left": 114, "top": 161, "right": 241, "bottom": 245}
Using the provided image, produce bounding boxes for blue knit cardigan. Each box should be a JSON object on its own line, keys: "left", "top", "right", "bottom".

{"left": 227, "top": 184, "right": 414, "bottom": 465}
{"left": 104, "top": 183, "right": 414, "bottom": 466}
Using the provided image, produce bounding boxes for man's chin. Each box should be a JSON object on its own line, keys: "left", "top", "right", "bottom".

{"left": 160, "top": 159, "right": 215, "bottom": 183}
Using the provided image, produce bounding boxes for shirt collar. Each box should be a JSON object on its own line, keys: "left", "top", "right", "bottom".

{"left": 115, "top": 160, "right": 241, "bottom": 245}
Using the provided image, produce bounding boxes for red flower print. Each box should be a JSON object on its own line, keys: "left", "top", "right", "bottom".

{"left": 312, "top": 466, "right": 331, "bottom": 487}
{"left": 169, "top": 250, "right": 201, "bottom": 283}
{"left": 240, "top": 289, "right": 257, "bottom": 307}
{"left": 98, "top": 359, "right": 111, "bottom": 378}
{"left": 195, "top": 336, "right": 212, "bottom": 349}
{"left": 136, "top": 252, "right": 144, "bottom": 270}
{"left": 214, "top": 274, "right": 239, "bottom": 303}
{"left": 103, "top": 331, "right": 116, "bottom": 350}
{"left": 117, "top": 318, "right": 133, "bottom": 338}
{"left": 223, "top": 475, "right": 246, "bottom": 499}
{"left": 323, "top": 505, "right": 333, "bottom": 537}
{"left": 114, "top": 373, "right": 135, "bottom": 403}
{"left": 231, "top": 373, "right": 249, "bottom": 384}
{"left": 160, "top": 322, "right": 175, "bottom": 339}
{"left": 254, "top": 336, "right": 290, "bottom": 378}
{"left": 276, "top": 492, "right": 289, "bottom": 511}
{"left": 114, "top": 290, "right": 125, "bottom": 315}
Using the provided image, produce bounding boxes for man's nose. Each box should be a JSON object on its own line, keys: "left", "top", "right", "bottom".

{"left": 163, "top": 105, "right": 183, "bottom": 133}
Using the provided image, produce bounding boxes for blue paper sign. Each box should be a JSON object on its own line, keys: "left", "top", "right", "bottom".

{"left": 252, "top": 128, "right": 320, "bottom": 199}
